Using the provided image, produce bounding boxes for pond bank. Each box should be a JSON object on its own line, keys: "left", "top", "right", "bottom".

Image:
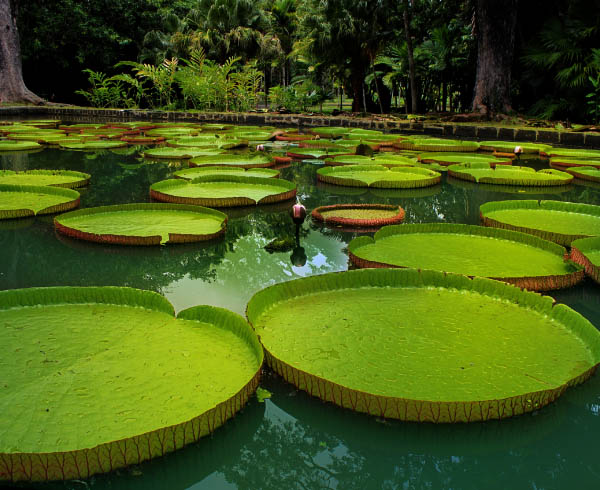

{"left": 1, "top": 106, "right": 599, "bottom": 148}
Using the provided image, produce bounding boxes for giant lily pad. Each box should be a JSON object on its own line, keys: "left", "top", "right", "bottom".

{"left": 174, "top": 166, "right": 279, "bottom": 180}
{"left": 570, "top": 237, "right": 600, "bottom": 284}
{"left": 564, "top": 166, "right": 600, "bottom": 182}
{"left": 317, "top": 165, "right": 441, "bottom": 188}
{"left": 312, "top": 204, "right": 405, "bottom": 229}
{"left": 548, "top": 149, "right": 600, "bottom": 159}
{"left": 0, "top": 287, "right": 262, "bottom": 481}
{"left": 447, "top": 176, "right": 571, "bottom": 195}
{"left": 394, "top": 138, "right": 480, "bottom": 152}
{"left": 309, "top": 127, "right": 350, "bottom": 138}
{"left": 480, "top": 200, "right": 600, "bottom": 246}
{"left": 189, "top": 154, "right": 274, "bottom": 169}
{"left": 418, "top": 152, "right": 512, "bottom": 167}
{"left": 448, "top": 163, "right": 572, "bottom": 186}
{"left": 478, "top": 141, "right": 552, "bottom": 154}
{"left": 0, "top": 185, "right": 80, "bottom": 219}
{"left": 348, "top": 223, "right": 583, "bottom": 290}
{"left": 0, "top": 140, "right": 42, "bottom": 151}
{"left": 246, "top": 268, "right": 600, "bottom": 422}
{"left": 54, "top": 203, "right": 227, "bottom": 245}
{"left": 325, "top": 155, "right": 416, "bottom": 167}
{"left": 150, "top": 175, "right": 296, "bottom": 207}
{"left": 58, "top": 141, "right": 127, "bottom": 150}
{"left": 550, "top": 158, "right": 600, "bottom": 170}
{"left": 287, "top": 147, "right": 350, "bottom": 159}
{"left": 0, "top": 170, "right": 90, "bottom": 189}
{"left": 143, "top": 147, "right": 224, "bottom": 160}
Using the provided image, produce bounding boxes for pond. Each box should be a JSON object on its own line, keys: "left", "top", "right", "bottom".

{"left": 2, "top": 139, "right": 600, "bottom": 489}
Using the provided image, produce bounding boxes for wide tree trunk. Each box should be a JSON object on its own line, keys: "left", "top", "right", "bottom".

{"left": 403, "top": 0, "right": 418, "bottom": 114}
{"left": 472, "top": 0, "right": 518, "bottom": 114}
{"left": 0, "top": 0, "right": 43, "bottom": 104}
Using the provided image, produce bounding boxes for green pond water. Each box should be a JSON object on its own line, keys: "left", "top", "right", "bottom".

{"left": 1, "top": 144, "right": 600, "bottom": 489}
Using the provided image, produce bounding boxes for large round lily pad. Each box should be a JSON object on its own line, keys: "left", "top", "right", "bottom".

{"left": 570, "top": 237, "right": 600, "bottom": 284}
{"left": 0, "top": 287, "right": 262, "bottom": 481}
{"left": 0, "top": 185, "right": 80, "bottom": 219}
{"left": 564, "top": 166, "right": 600, "bottom": 183}
{"left": 448, "top": 164, "right": 573, "bottom": 186}
{"left": 54, "top": 203, "right": 227, "bottom": 245}
{"left": 287, "top": 147, "right": 350, "bottom": 159}
{"left": 189, "top": 154, "right": 274, "bottom": 169}
{"left": 395, "top": 138, "right": 480, "bottom": 152}
{"left": 58, "top": 140, "right": 127, "bottom": 150}
{"left": 312, "top": 204, "right": 405, "bottom": 228}
{"left": 325, "top": 155, "right": 416, "bottom": 167}
{"left": 317, "top": 164, "right": 441, "bottom": 188}
{"left": 143, "top": 147, "right": 224, "bottom": 160}
{"left": 246, "top": 268, "right": 600, "bottom": 422}
{"left": 478, "top": 141, "right": 551, "bottom": 154}
{"left": 174, "top": 166, "right": 279, "bottom": 180}
{"left": 547, "top": 148, "right": 600, "bottom": 159}
{"left": 0, "top": 140, "right": 42, "bottom": 151}
{"left": 348, "top": 223, "right": 583, "bottom": 290}
{"left": 480, "top": 200, "right": 600, "bottom": 246}
{"left": 150, "top": 175, "right": 296, "bottom": 207}
{"left": 550, "top": 158, "right": 600, "bottom": 170}
{"left": 0, "top": 170, "right": 90, "bottom": 188}
{"left": 418, "top": 152, "right": 512, "bottom": 167}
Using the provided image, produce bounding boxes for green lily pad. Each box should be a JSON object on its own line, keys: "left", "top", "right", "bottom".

{"left": 0, "top": 184, "right": 80, "bottom": 219}
{"left": 348, "top": 223, "right": 583, "bottom": 290}
{"left": 480, "top": 200, "right": 600, "bottom": 246}
{"left": 54, "top": 203, "right": 227, "bottom": 245}
{"left": 309, "top": 127, "right": 350, "bottom": 138}
{"left": 150, "top": 175, "right": 296, "bottom": 207}
{"left": 0, "top": 170, "right": 90, "bottom": 188}
{"left": 548, "top": 148, "right": 600, "bottom": 159}
{"left": 189, "top": 154, "right": 274, "bottom": 169}
{"left": 395, "top": 138, "right": 480, "bottom": 152}
{"left": 168, "top": 136, "right": 247, "bottom": 150}
{"left": 58, "top": 141, "right": 128, "bottom": 150}
{"left": 448, "top": 164, "right": 572, "bottom": 186}
{"left": 550, "top": 158, "right": 600, "bottom": 170}
{"left": 174, "top": 166, "right": 279, "bottom": 180}
{"left": 418, "top": 152, "right": 512, "bottom": 166}
{"left": 0, "top": 287, "right": 262, "bottom": 481}
{"left": 317, "top": 164, "right": 441, "bottom": 188}
{"left": 447, "top": 176, "right": 571, "bottom": 195}
{"left": 287, "top": 147, "right": 350, "bottom": 159}
{"left": 564, "top": 166, "right": 600, "bottom": 183}
{"left": 571, "top": 237, "right": 600, "bottom": 284}
{"left": 143, "top": 147, "right": 224, "bottom": 160}
{"left": 325, "top": 155, "right": 416, "bottom": 167}
{"left": 246, "top": 268, "right": 600, "bottom": 422}
{"left": 145, "top": 127, "right": 200, "bottom": 137}
{"left": 478, "top": 141, "right": 552, "bottom": 154}
{"left": 312, "top": 204, "right": 405, "bottom": 228}
{"left": 0, "top": 140, "right": 43, "bottom": 151}
{"left": 201, "top": 123, "right": 234, "bottom": 131}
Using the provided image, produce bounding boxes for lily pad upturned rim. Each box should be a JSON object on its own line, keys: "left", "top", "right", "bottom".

{"left": 0, "top": 170, "right": 91, "bottom": 189}
{"left": 570, "top": 237, "right": 600, "bottom": 284}
{"left": 173, "top": 166, "right": 280, "bottom": 180}
{"left": 0, "top": 184, "right": 80, "bottom": 219}
{"left": 0, "top": 287, "right": 263, "bottom": 482}
{"left": 394, "top": 139, "right": 480, "bottom": 152}
{"left": 54, "top": 203, "right": 228, "bottom": 246}
{"left": 447, "top": 164, "right": 573, "bottom": 186}
{"left": 150, "top": 175, "right": 297, "bottom": 207}
{"left": 311, "top": 204, "right": 405, "bottom": 228}
{"left": 347, "top": 223, "right": 583, "bottom": 291}
{"left": 563, "top": 166, "right": 600, "bottom": 183}
{"left": 317, "top": 164, "right": 442, "bottom": 189}
{"left": 480, "top": 199, "right": 600, "bottom": 246}
{"left": 418, "top": 152, "right": 513, "bottom": 167}
{"left": 0, "top": 140, "right": 43, "bottom": 151}
{"left": 246, "top": 267, "right": 599, "bottom": 423}
{"left": 189, "top": 154, "right": 274, "bottom": 169}
{"left": 549, "top": 158, "right": 600, "bottom": 169}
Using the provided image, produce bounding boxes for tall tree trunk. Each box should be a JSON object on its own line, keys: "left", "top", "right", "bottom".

{"left": 0, "top": 0, "right": 43, "bottom": 104}
{"left": 350, "top": 64, "right": 367, "bottom": 112}
{"left": 403, "top": 0, "right": 418, "bottom": 114}
{"left": 472, "top": 0, "right": 518, "bottom": 114}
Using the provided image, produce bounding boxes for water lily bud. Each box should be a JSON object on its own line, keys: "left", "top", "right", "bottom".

{"left": 514, "top": 146, "right": 523, "bottom": 155}
{"left": 256, "top": 144, "right": 265, "bottom": 151}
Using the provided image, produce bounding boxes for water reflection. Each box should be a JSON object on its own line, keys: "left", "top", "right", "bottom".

{"left": 3, "top": 144, "right": 600, "bottom": 489}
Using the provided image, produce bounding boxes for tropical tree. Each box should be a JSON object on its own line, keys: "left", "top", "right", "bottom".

{"left": 296, "top": 0, "right": 401, "bottom": 113}
{"left": 0, "top": 0, "right": 43, "bottom": 103}
{"left": 471, "top": 0, "right": 519, "bottom": 114}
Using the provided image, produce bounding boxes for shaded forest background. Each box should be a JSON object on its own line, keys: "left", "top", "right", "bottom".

{"left": 16, "top": 0, "right": 600, "bottom": 122}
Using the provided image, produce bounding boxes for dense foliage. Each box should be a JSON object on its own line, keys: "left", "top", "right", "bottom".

{"left": 16, "top": 0, "right": 600, "bottom": 122}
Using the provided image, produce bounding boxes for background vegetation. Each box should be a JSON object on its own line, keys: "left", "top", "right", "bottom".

{"left": 17, "top": 0, "right": 600, "bottom": 122}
